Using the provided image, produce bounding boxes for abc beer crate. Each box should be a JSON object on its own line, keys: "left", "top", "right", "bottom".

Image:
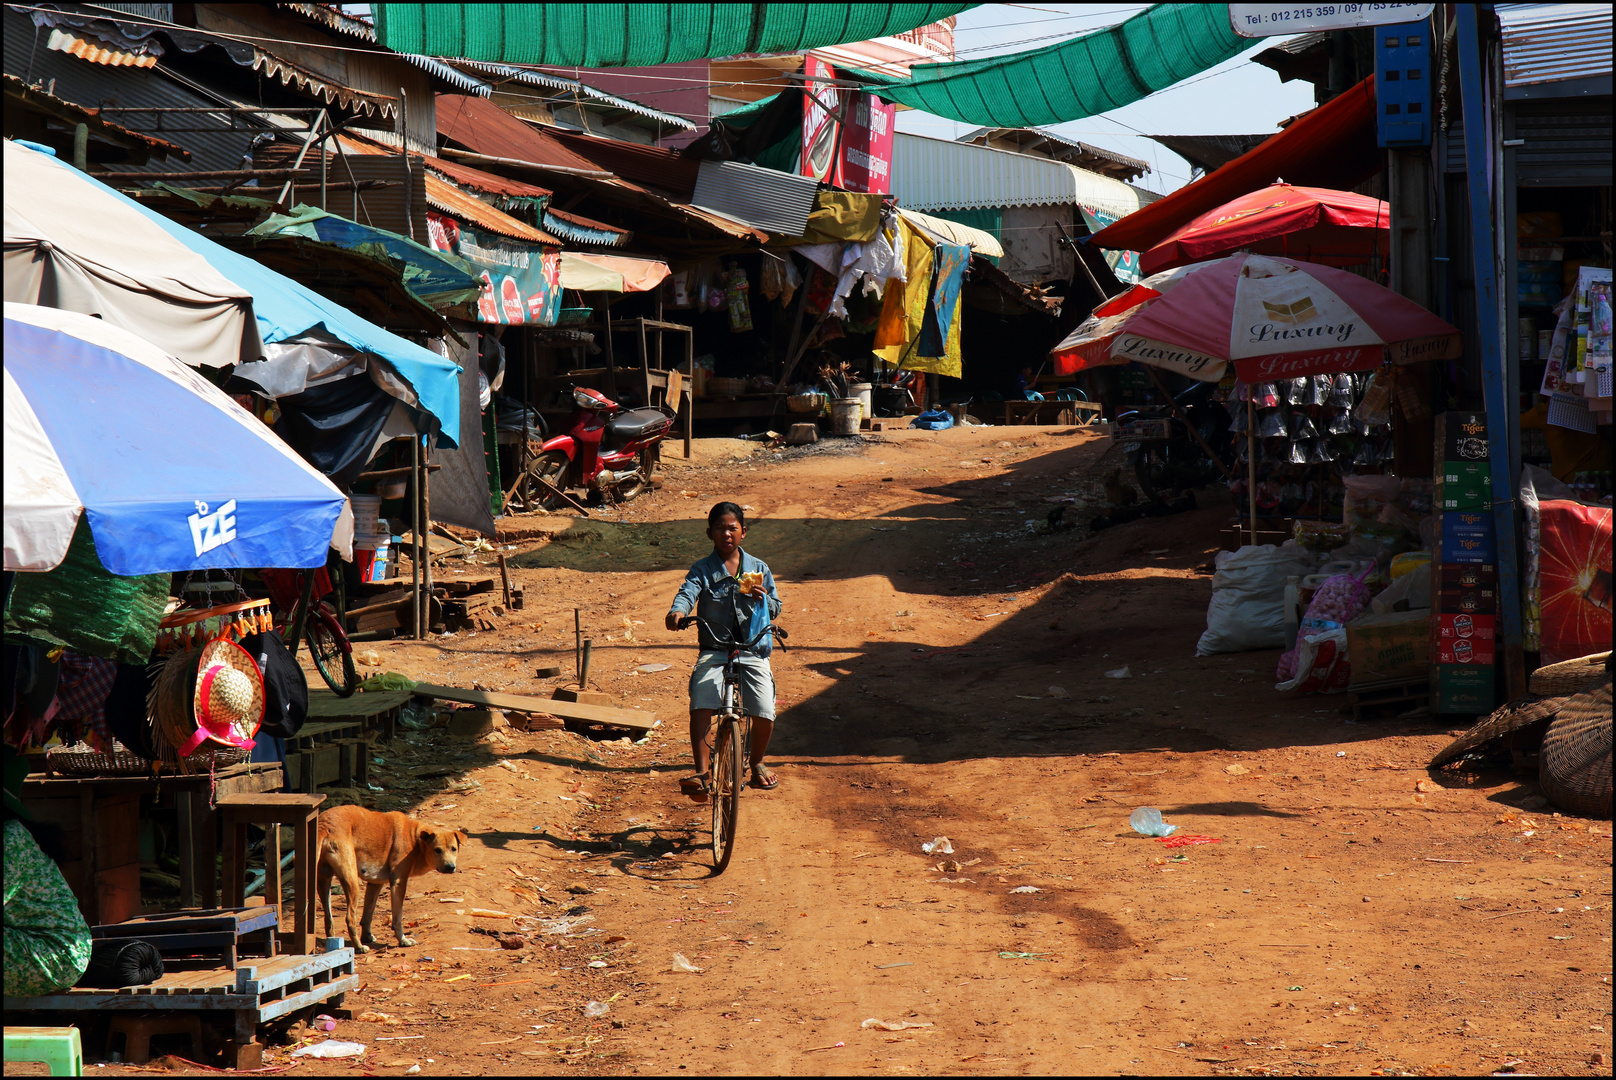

{"left": 1434, "top": 410, "right": 1489, "bottom": 464}
{"left": 1438, "top": 509, "right": 1496, "bottom": 564}
{"left": 1436, "top": 460, "right": 1493, "bottom": 511}
{"left": 1432, "top": 613, "right": 1497, "bottom": 665}
{"left": 1431, "top": 663, "right": 1495, "bottom": 714}
{"left": 1435, "top": 562, "right": 1498, "bottom": 613}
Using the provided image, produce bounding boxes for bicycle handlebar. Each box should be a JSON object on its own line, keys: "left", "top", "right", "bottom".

{"left": 674, "top": 582, "right": 787, "bottom": 651}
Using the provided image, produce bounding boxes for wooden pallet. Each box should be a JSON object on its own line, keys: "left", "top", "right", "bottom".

{"left": 4, "top": 940, "right": 357, "bottom": 1068}
{"left": 93, "top": 907, "right": 278, "bottom": 972}
{"left": 306, "top": 689, "right": 411, "bottom": 742}
{"left": 1348, "top": 679, "right": 1431, "bottom": 723}
{"left": 412, "top": 683, "right": 657, "bottom": 731}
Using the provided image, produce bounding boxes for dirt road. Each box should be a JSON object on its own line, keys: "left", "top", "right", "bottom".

{"left": 123, "top": 427, "right": 1616, "bottom": 1075}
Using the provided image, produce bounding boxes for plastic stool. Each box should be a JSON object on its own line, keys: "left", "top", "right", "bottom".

{"left": 106, "top": 1014, "right": 202, "bottom": 1065}
{"left": 3, "top": 1026, "right": 83, "bottom": 1076}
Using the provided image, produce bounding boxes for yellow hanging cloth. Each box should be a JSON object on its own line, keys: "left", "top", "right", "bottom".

{"left": 873, "top": 216, "right": 962, "bottom": 379}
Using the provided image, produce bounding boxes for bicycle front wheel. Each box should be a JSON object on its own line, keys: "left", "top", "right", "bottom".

{"left": 710, "top": 720, "right": 742, "bottom": 873}
{"left": 307, "top": 617, "right": 358, "bottom": 698}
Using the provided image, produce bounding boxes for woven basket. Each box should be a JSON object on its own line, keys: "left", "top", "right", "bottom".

{"left": 707, "top": 377, "right": 746, "bottom": 398}
{"left": 46, "top": 741, "right": 158, "bottom": 778}
{"left": 1530, "top": 651, "right": 1612, "bottom": 695}
{"left": 787, "top": 393, "right": 825, "bottom": 414}
{"left": 1430, "top": 694, "right": 1560, "bottom": 768}
{"left": 1539, "top": 676, "right": 1613, "bottom": 819}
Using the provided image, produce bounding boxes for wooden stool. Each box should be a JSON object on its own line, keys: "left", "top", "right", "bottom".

{"left": 106, "top": 1014, "right": 201, "bottom": 1065}
{"left": 217, "top": 794, "right": 324, "bottom": 955}
{"left": 3, "top": 1026, "right": 83, "bottom": 1076}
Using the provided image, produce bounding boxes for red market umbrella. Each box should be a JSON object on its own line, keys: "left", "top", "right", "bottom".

{"left": 1050, "top": 253, "right": 1460, "bottom": 383}
{"left": 1139, "top": 184, "right": 1389, "bottom": 277}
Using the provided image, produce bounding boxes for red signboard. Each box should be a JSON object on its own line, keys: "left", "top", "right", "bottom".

{"left": 801, "top": 54, "right": 894, "bottom": 195}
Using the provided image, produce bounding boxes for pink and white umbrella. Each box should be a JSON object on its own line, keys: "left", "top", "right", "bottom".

{"left": 1051, "top": 254, "right": 1460, "bottom": 382}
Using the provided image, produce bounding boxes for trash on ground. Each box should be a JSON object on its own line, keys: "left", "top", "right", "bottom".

{"left": 1009, "top": 885, "right": 1041, "bottom": 894}
{"left": 1047, "top": 685, "right": 1069, "bottom": 698}
{"left": 862, "top": 1018, "right": 934, "bottom": 1031}
{"left": 1129, "top": 807, "right": 1179, "bottom": 837}
{"left": 1105, "top": 666, "right": 1132, "bottom": 679}
{"left": 635, "top": 664, "right": 671, "bottom": 673}
{"left": 314, "top": 1013, "right": 337, "bottom": 1032}
{"left": 1224, "top": 764, "right": 1249, "bottom": 775}
{"left": 291, "top": 1040, "right": 367, "bottom": 1059}
{"left": 1156, "top": 835, "right": 1222, "bottom": 847}
{"left": 921, "top": 836, "right": 953, "bottom": 854}
{"left": 582, "top": 1001, "right": 610, "bottom": 1019}
{"left": 998, "top": 951, "right": 1053, "bottom": 961}
{"left": 671, "top": 952, "right": 702, "bottom": 973}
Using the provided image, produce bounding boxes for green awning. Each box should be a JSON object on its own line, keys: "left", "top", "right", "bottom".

{"left": 371, "top": 4, "right": 978, "bottom": 66}
{"left": 861, "top": 4, "right": 1256, "bottom": 127}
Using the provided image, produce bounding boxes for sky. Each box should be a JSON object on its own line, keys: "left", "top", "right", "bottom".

{"left": 894, "top": 4, "right": 1319, "bottom": 195}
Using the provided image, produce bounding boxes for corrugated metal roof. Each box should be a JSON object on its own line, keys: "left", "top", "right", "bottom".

{"left": 543, "top": 206, "right": 632, "bottom": 247}
{"left": 891, "top": 133, "right": 1153, "bottom": 219}
{"left": 451, "top": 60, "right": 696, "bottom": 131}
{"left": 271, "top": 4, "right": 490, "bottom": 95}
{"left": 1498, "top": 3, "right": 1613, "bottom": 88}
{"left": 690, "top": 159, "right": 818, "bottom": 237}
{"left": 45, "top": 27, "right": 159, "bottom": 68}
{"left": 423, "top": 172, "right": 560, "bottom": 244}
{"left": 4, "top": 73, "right": 191, "bottom": 160}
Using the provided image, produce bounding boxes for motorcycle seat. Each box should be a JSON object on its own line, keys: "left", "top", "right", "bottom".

{"left": 606, "top": 407, "right": 672, "bottom": 445}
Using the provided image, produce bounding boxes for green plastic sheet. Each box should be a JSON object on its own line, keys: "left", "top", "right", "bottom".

{"left": 372, "top": 3, "right": 978, "bottom": 67}
{"left": 863, "top": 4, "right": 1255, "bottom": 127}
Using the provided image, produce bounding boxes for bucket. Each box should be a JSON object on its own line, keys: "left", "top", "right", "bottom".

{"left": 829, "top": 398, "right": 861, "bottom": 436}
{"left": 849, "top": 382, "right": 873, "bottom": 421}
{"left": 350, "top": 495, "right": 383, "bottom": 536}
{"left": 353, "top": 533, "right": 391, "bottom": 583}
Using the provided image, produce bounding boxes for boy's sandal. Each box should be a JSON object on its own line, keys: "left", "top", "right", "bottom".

{"left": 749, "top": 765, "right": 780, "bottom": 791}
{"left": 679, "top": 774, "right": 713, "bottom": 798}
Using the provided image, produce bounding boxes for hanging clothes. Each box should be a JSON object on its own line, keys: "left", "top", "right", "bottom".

{"left": 723, "top": 264, "right": 753, "bottom": 332}
{"left": 873, "top": 216, "right": 963, "bottom": 379}
{"left": 916, "top": 243, "right": 970, "bottom": 357}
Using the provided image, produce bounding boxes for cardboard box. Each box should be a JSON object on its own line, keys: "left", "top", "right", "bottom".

{"left": 1433, "top": 613, "right": 1497, "bottom": 641}
{"left": 1430, "top": 663, "right": 1495, "bottom": 714}
{"left": 1346, "top": 609, "right": 1431, "bottom": 686}
{"left": 1435, "top": 580, "right": 1498, "bottom": 614}
{"left": 1434, "top": 635, "right": 1497, "bottom": 665}
{"left": 1439, "top": 510, "right": 1497, "bottom": 563}
{"left": 1436, "top": 562, "right": 1498, "bottom": 588}
{"left": 1434, "top": 410, "right": 1489, "bottom": 463}
{"left": 1436, "top": 460, "right": 1493, "bottom": 510}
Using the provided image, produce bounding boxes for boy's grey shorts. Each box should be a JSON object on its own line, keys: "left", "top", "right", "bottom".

{"left": 689, "top": 651, "right": 776, "bottom": 720}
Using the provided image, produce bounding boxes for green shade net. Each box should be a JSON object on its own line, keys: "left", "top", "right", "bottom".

{"left": 373, "top": 3, "right": 978, "bottom": 67}
{"left": 862, "top": 4, "right": 1255, "bottom": 127}
{"left": 248, "top": 206, "right": 483, "bottom": 313}
{"left": 4, "top": 520, "right": 170, "bottom": 667}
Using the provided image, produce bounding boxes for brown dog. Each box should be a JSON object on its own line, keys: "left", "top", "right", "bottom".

{"left": 316, "top": 805, "right": 466, "bottom": 952}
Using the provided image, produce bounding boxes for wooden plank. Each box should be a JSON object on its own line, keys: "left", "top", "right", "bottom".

{"left": 256, "top": 973, "right": 358, "bottom": 1022}
{"left": 291, "top": 720, "right": 362, "bottom": 744}
{"left": 305, "top": 689, "right": 413, "bottom": 720}
{"left": 411, "top": 683, "right": 657, "bottom": 730}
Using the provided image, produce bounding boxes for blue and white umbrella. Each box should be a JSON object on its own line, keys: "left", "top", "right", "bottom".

{"left": 4, "top": 303, "right": 353, "bottom": 575}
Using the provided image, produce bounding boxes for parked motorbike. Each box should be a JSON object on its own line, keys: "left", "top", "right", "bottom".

{"left": 528, "top": 387, "right": 674, "bottom": 505}
{"left": 1114, "top": 380, "right": 1234, "bottom": 505}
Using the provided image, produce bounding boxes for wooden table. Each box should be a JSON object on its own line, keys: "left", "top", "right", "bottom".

{"left": 1002, "top": 399, "right": 1103, "bottom": 425}
{"left": 19, "top": 763, "right": 284, "bottom": 925}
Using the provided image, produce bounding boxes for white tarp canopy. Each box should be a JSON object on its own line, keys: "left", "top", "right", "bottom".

{"left": 2, "top": 138, "right": 263, "bottom": 370}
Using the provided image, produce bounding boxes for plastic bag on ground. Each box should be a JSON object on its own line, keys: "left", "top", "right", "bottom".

{"left": 291, "top": 1040, "right": 366, "bottom": 1059}
{"left": 1196, "top": 543, "right": 1317, "bottom": 655}
{"left": 671, "top": 952, "right": 702, "bottom": 973}
{"left": 1129, "top": 807, "right": 1178, "bottom": 837}
{"left": 1274, "top": 628, "right": 1349, "bottom": 693}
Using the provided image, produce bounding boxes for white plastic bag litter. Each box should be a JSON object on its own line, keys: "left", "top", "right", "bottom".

{"left": 291, "top": 1040, "right": 366, "bottom": 1059}
{"left": 1197, "top": 543, "right": 1317, "bottom": 655}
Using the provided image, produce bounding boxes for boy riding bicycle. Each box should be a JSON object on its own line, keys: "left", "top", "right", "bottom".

{"left": 665, "top": 502, "right": 781, "bottom": 797}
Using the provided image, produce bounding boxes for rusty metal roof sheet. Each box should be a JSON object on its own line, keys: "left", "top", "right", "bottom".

{"left": 1498, "top": 3, "right": 1613, "bottom": 89}
{"left": 44, "top": 26, "right": 159, "bottom": 68}
{"left": 3, "top": 73, "right": 191, "bottom": 161}
{"left": 422, "top": 172, "right": 560, "bottom": 244}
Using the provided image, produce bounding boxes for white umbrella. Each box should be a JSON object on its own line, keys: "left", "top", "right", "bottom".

{"left": 3, "top": 138, "right": 263, "bottom": 370}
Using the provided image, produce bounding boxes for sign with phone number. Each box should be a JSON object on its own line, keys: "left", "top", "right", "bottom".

{"left": 1229, "top": 3, "right": 1433, "bottom": 37}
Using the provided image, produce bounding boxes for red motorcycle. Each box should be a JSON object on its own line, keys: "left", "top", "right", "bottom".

{"left": 529, "top": 387, "right": 674, "bottom": 505}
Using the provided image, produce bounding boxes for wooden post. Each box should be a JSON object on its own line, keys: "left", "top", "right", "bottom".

{"left": 1145, "top": 366, "right": 1236, "bottom": 483}
{"left": 498, "top": 553, "right": 513, "bottom": 608}
{"left": 684, "top": 326, "right": 694, "bottom": 458}
{"left": 420, "top": 438, "right": 433, "bottom": 632}
{"left": 411, "top": 437, "right": 422, "bottom": 639}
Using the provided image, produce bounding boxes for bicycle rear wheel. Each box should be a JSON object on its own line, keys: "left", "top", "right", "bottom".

{"left": 307, "top": 616, "right": 358, "bottom": 698}
{"left": 710, "top": 719, "right": 742, "bottom": 873}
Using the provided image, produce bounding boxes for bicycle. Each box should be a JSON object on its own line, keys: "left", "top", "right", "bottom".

{"left": 260, "top": 558, "right": 358, "bottom": 698}
{"left": 676, "top": 586, "right": 787, "bottom": 874}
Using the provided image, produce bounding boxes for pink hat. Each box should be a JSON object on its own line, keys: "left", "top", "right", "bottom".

{"left": 177, "top": 638, "right": 264, "bottom": 757}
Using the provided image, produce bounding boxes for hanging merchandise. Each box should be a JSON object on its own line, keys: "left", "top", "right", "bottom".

{"left": 723, "top": 262, "right": 753, "bottom": 333}
{"left": 1309, "top": 440, "right": 1337, "bottom": 464}
{"left": 1326, "top": 409, "right": 1352, "bottom": 435}
{"left": 1230, "top": 403, "right": 1248, "bottom": 433}
{"left": 1292, "top": 412, "right": 1318, "bottom": 439}
{"left": 916, "top": 243, "right": 971, "bottom": 358}
{"left": 1288, "top": 440, "right": 1309, "bottom": 465}
{"left": 1329, "top": 372, "right": 1355, "bottom": 407}
{"left": 1253, "top": 382, "right": 1280, "bottom": 408}
{"left": 1305, "top": 375, "right": 1329, "bottom": 406}
{"left": 760, "top": 255, "right": 801, "bottom": 308}
{"left": 1286, "top": 377, "right": 1308, "bottom": 405}
{"left": 1257, "top": 410, "right": 1287, "bottom": 438}
{"left": 1354, "top": 369, "right": 1393, "bottom": 427}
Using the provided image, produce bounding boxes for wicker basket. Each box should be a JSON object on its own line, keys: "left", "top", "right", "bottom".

{"left": 707, "top": 377, "right": 746, "bottom": 398}
{"left": 787, "top": 393, "right": 825, "bottom": 414}
{"left": 1530, "top": 652, "right": 1611, "bottom": 696}
{"left": 46, "top": 741, "right": 159, "bottom": 778}
{"left": 1539, "top": 676, "right": 1612, "bottom": 819}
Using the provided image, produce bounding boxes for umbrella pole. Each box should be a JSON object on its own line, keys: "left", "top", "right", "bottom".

{"left": 1247, "top": 398, "right": 1258, "bottom": 547}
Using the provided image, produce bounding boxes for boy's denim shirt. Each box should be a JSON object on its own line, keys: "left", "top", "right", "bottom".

{"left": 670, "top": 549, "right": 781, "bottom": 658}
